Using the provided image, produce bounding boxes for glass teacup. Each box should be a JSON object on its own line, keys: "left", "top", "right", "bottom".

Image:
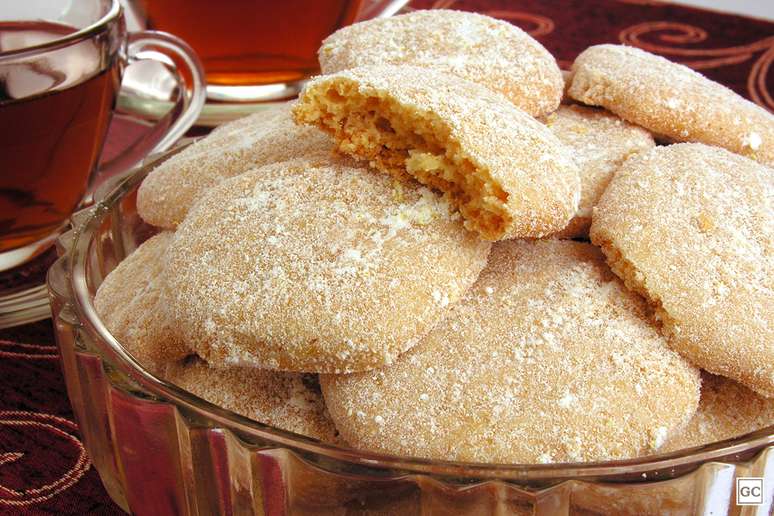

{"left": 124, "top": 0, "right": 409, "bottom": 104}
{"left": 0, "top": 0, "right": 205, "bottom": 325}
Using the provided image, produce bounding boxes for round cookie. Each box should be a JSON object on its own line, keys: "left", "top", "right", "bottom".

{"left": 568, "top": 44, "right": 774, "bottom": 166}
{"left": 662, "top": 373, "right": 774, "bottom": 453}
{"left": 164, "top": 357, "right": 340, "bottom": 443}
{"left": 164, "top": 158, "right": 491, "bottom": 374}
{"left": 294, "top": 65, "right": 580, "bottom": 241}
{"left": 318, "top": 9, "right": 563, "bottom": 117}
{"left": 542, "top": 105, "right": 655, "bottom": 238}
{"left": 321, "top": 240, "right": 700, "bottom": 464}
{"left": 590, "top": 143, "right": 774, "bottom": 397}
{"left": 137, "top": 101, "right": 334, "bottom": 229}
{"left": 94, "top": 232, "right": 191, "bottom": 375}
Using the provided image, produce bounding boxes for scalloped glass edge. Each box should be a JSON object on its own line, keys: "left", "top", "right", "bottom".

{"left": 46, "top": 145, "right": 774, "bottom": 515}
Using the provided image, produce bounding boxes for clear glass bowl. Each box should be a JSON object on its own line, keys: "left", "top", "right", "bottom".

{"left": 47, "top": 145, "right": 774, "bottom": 515}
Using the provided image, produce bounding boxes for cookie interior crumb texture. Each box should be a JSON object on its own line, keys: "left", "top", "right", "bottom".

{"left": 294, "top": 65, "right": 580, "bottom": 240}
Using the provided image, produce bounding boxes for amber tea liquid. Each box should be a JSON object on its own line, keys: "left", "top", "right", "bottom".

{"left": 0, "top": 21, "right": 120, "bottom": 254}
{"left": 141, "top": 0, "right": 362, "bottom": 86}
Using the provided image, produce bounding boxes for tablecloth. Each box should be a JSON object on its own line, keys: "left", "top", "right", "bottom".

{"left": 1, "top": 0, "right": 771, "bottom": 513}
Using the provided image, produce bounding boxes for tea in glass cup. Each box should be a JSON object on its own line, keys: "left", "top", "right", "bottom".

{"left": 0, "top": 0, "right": 205, "bottom": 326}
{"left": 127, "top": 0, "right": 409, "bottom": 102}
{"left": 0, "top": 22, "right": 121, "bottom": 258}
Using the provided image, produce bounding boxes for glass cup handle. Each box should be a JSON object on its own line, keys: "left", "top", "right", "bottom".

{"left": 356, "top": 0, "right": 411, "bottom": 21}
{"left": 97, "top": 30, "right": 206, "bottom": 181}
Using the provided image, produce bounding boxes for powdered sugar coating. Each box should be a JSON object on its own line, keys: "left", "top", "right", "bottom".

{"left": 137, "top": 102, "right": 334, "bottom": 229}
{"left": 164, "top": 358, "right": 340, "bottom": 443}
{"left": 591, "top": 143, "right": 774, "bottom": 396}
{"left": 94, "top": 232, "right": 191, "bottom": 374}
{"left": 294, "top": 65, "right": 580, "bottom": 240}
{"left": 318, "top": 9, "right": 563, "bottom": 117}
{"left": 543, "top": 105, "right": 655, "bottom": 238}
{"left": 321, "top": 240, "right": 700, "bottom": 463}
{"left": 663, "top": 373, "right": 774, "bottom": 453}
{"left": 568, "top": 44, "right": 774, "bottom": 166}
{"left": 164, "top": 158, "right": 491, "bottom": 373}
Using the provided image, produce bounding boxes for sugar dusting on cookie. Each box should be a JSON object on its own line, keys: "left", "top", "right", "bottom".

{"left": 662, "top": 373, "right": 774, "bottom": 452}
{"left": 568, "top": 44, "right": 774, "bottom": 167}
{"left": 165, "top": 359, "right": 340, "bottom": 443}
{"left": 164, "top": 157, "right": 491, "bottom": 373}
{"left": 94, "top": 232, "right": 191, "bottom": 374}
{"left": 542, "top": 104, "right": 655, "bottom": 238}
{"left": 322, "top": 240, "right": 700, "bottom": 464}
{"left": 591, "top": 143, "right": 774, "bottom": 397}
{"left": 319, "top": 9, "right": 563, "bottom": 117}
{"left": 137, "top": 102, "right": 334, "bottom": 229}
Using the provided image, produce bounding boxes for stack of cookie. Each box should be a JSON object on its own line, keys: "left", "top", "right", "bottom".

{"left": 98, "top": 9, "right": 774, "bottom": 464}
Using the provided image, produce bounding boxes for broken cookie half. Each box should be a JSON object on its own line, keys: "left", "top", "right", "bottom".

{"left": 293, "top": 65, "right": 580, "bottom": 241}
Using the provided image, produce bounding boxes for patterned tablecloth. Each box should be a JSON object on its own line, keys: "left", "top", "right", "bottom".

{"left": 0, "top": 1, "right": 771, "bottom": 514}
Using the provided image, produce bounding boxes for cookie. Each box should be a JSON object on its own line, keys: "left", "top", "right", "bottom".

{"left": 136, "top": 101, "right": 333, "bottom": 229}
{"left": 590, "top": 143, "right": 774, "bottom": 397}
{"left": 294, "top": 65, "right": 580, "bottom": 240}
{"left": 164, "top": 357, "right": 340, "bottom": 443}
{"left": 568, "top": 44, "right": 774, "bottom": 166}
{"left": 321, "top": 240, "right": 700, "bottom": 463}
{"left": 663, "top": 373, "right": 774, "bottom": 453}
{"left": 164, "top": 158, "right": 491, "bottom": 373}
{"left": 94, "top": 232, "right": 190, "bottom": 374}
{"left": 318, "top": 9, "right": 563, "bottom": 117}
{"left": 542, "top": 105, "right": 655, "bottom": 238}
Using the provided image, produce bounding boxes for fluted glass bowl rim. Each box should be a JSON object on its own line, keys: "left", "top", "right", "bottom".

{"left": 55, "top": 143, "right": 774, "bottom": 484}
